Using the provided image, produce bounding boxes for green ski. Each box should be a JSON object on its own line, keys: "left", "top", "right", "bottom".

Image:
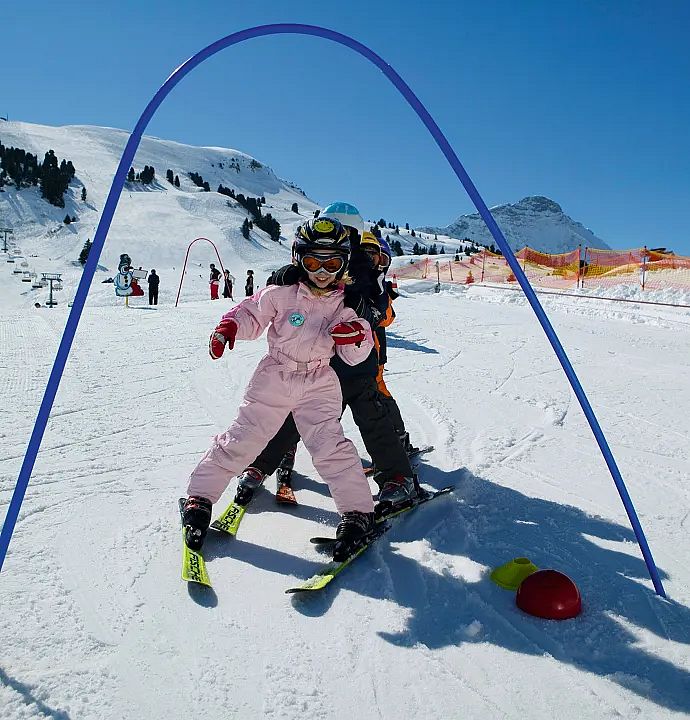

{"left": 291, "top": 486, "right": 455, "bottom": 592}
{"left": 178, "top": 498, "right": 212, "bottom": 587}
{"left": 211, "top": 500, "right": 247, "bottom": 536}
{"left": 286, "top": 525, "right": 389, "bottom": 594}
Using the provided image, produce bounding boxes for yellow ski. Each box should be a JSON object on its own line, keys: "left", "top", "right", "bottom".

{"left": 210, "top": 500, "right": 247, "bottom": 536}
{"left": 178, "top": 498, "right": 212, "bottom": 587}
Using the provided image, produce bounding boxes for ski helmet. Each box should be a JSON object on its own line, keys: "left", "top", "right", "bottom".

{"left": 377, "top": 237, "right": 392, "bottom": 271}
{"left": 292, "top": 217, "right": 351, "bottom": 282}
{"left": 320, "top": 202, "right": 365, "bottom": 233}
{"left": 360, "top": 230, "right": 381, "bottom": 251}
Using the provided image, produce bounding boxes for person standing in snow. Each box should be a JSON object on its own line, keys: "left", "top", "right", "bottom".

{"left": 209, "top": 264, "right": 221, "bottom": 300}
{"left": 182, "top": 217, "right": 377, "bottom": 561}
{"left": 148, "top": 269, "right": 159, "bottom": 305}
{"left": 223, "top": 269, "right": 235, "bottom": 300}
{"left": 371, "top": 236, "right": 419, "bottom": 457}
{"left": 245, "top": 269, "right": 254, "bottom": 296}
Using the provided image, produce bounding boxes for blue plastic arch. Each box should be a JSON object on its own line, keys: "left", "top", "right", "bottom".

{"left": 0, "top": 23, "right": 666, "bottom": 597}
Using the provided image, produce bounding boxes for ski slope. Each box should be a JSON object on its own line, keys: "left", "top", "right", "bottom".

{"left": 1, "top": 261, "right": 690, "bottom": 719}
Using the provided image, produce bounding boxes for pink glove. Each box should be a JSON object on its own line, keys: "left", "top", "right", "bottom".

{"left": 209, "top": 318, "right": 238, "bottom": 359}
{"left": 330, "top": 320, "right": 367, "bottom": 346}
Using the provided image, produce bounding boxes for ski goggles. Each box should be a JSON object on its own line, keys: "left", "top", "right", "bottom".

{"left": 301, "top": 254, "right": 345, "bottom": 274}
{"left": 378, "top": 253, "right": 391, "bottom": 270}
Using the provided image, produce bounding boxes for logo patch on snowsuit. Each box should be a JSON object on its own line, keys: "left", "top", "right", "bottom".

{"left": 289, "top": 312, "right": 305, "bottom": 327}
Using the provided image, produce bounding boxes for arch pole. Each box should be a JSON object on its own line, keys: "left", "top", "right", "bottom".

{"left": 174, "top": 237, "right": 226, "bottom": 307}
{"left": 0, "top": 24, "right": 665, "bottom": 598}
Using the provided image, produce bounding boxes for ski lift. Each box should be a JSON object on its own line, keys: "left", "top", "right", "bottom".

{"left": 12, "top": 266, "right": 23, "bottom": 274}
{"left": 6, "top": 257, "right": 14, "bottom": 263}
{"left": 21, "top": 271, "right": 32, "bottom": 282}
{"left": 31, "top": 277, "right": 43, "bottom": 289}
{"left": 53, "top": 281, "right": 63, "bottom": 291}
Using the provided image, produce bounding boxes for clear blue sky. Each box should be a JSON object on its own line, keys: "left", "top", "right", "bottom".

{"left": 4, "top": 0, "right": 690, "bottom": 253}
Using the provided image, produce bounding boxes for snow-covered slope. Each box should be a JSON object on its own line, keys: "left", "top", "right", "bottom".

{"left": 1, "top": 269, "right": 690, "bottom": 719}
{"left": 0, "top": 120, "right": 320, "bottom": 309}
{"left": 418, "top": 196, "right": 611, "bottom": 254}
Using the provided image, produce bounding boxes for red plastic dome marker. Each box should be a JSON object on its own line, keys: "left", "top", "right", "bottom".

{"left": 516, "top": 569, "right": 582, "bottom": 620}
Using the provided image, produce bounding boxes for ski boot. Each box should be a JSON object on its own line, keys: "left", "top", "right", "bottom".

{"left": 376, "top": 474, "right": 418, "bottom": 517}
{"left": 182, "top": 496, "right": 212, "bottom": 551}
{"left": 400, "top": 431, "right": 420, "bottom": 457}
{"left": 276, "top": 444, "right": 297, "bottom": 491}
{"left": 332, "top": 511, "right": 376, "bottom": 562}
{"left": 233, "top": 466, "right": 265, "bottom": 506}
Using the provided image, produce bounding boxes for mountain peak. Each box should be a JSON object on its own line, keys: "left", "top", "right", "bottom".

{"left": 418, "top": 195, "right": 609, "bottom": 254}
{"left": 515, "top": 195, "right": 563, "bottom": 214}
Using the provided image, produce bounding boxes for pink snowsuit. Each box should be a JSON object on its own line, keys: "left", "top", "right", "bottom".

{"left": 186, "top": 282, "right": 375, "bottom": 514}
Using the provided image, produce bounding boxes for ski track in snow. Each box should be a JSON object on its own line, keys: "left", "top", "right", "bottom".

{"left": 2, "top": 268, "right": 690, "bottom": 718}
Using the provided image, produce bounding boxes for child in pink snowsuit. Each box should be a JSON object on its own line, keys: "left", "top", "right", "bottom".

{"left": 186, "top": 280, "right": 375, "bottom": 514}
{"left": 184, "top": 219, "right": 381, "bottom": 558}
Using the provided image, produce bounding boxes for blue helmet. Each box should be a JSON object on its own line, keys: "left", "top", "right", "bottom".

{"left": 378, "top": 237, "right": 392, "bottom": 259}
{"left": 321, "top": 202, "right": 365, "bottom": 233}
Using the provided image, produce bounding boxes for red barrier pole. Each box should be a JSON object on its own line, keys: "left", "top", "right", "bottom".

{"left": 175, "top": 237, "right": 226, "bottom": 307}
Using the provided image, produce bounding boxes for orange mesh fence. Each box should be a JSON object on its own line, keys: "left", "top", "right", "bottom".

{"left": 583, "top": 247, "right": 690, "bottom": 291}
{"left": 390, "top": 246, "right": 690, "bottom": 301}
{"left": 516, "top": 247, "right": 580, "bottom": 289}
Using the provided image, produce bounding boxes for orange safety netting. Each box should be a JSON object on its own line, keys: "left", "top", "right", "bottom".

{"left": 583, "top": 247, "right": 690, "bottom": 291}
{"left": 391, "top": 245, "right": 690, "bottom": 298}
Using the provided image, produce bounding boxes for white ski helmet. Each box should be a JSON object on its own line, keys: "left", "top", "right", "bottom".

{"left": 320, "top": 202, "right": 365, "bottom": 233}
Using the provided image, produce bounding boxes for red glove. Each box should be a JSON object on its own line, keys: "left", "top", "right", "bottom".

{"left": 330, "top": 320, "right": 367, "bottom": 346}
{"left": 209, "top": 318, "right": 238, "bottom": 359}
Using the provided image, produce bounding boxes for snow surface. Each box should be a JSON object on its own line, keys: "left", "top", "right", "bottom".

{"left": 1, "top": 122, "right": 690, "bottom": 720}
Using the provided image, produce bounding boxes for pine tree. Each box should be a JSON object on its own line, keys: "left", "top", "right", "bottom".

{"left": 128, "top": 167, "right": 135, "bottom": 182}
{"left": 291, "top": 202, "right": 299, "bottom": 213}
{"left": 166, "top": 169, "right": 174, "bottom": 184}
{"left": 405, "top": 223, "right": 410, "bottom": 230}
{"left": 241, "top": 218, "right": 250, "bottom": 239}
{"left": 64, "top": 214, "right": 72, "bottom": 224}
{"left": 79, "top": 238, "right": 93, "bottom": 265}
{"left": 81, "top": 187, "right": 87, "bottom": 202}
{"left": 174, "top": 175, "right": 180, "bottom": 187}
{"left": 411, "top": 229, "right": 416, "bottom": 237}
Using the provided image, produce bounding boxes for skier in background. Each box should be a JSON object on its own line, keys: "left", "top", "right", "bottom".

{"left": 182, "top": 217, "right": 377, "bottom": 561}
{"left": 245, "top": 269, "right": 254, "bottom": 296}
{"left": 209, "top": 263, "right": 221, "bottom": 300}
{"left": 148, "top": 269, "right": 159, "bottom": 305}
{"left": 223, "top": 268, "right": 235, "bottom": 300}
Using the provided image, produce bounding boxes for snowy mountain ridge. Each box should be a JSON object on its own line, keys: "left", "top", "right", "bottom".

{"left": 0, "top": 120, "right": 321, "bottom": 309}
{"left": 418, "top": 195, "right": 611, "bottom": 254}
